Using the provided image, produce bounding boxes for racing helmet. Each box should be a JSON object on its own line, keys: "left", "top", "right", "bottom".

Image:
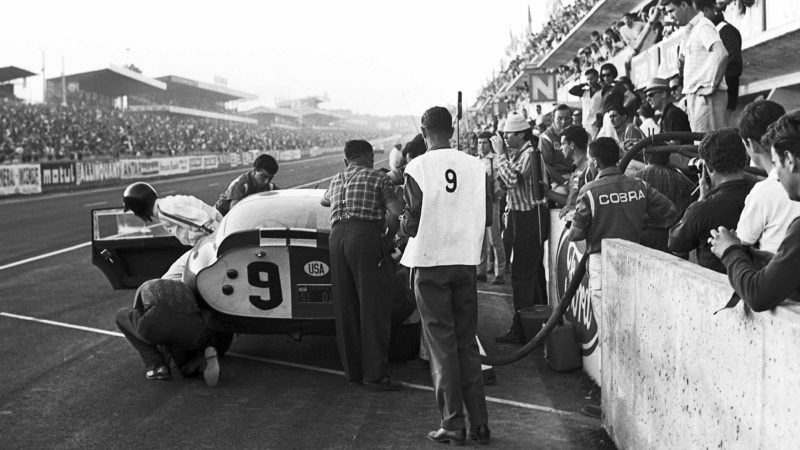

{"left": 122, "top": 182, "right": 158, "bottom": 222}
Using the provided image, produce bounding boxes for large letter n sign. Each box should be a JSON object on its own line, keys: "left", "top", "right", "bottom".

{"left": 527, "top": 71, "right": 557, "bottom": 102}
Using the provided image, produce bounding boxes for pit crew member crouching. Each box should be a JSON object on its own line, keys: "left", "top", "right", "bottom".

{"left": 115, "top": 182, "right": 228, "bottom": 386}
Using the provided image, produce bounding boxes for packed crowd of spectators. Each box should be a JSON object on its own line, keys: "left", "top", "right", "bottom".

{"left": 474, "top": 0, "right": 600, "bottom": 112}
{"left": 465, "top": 0, "right": 800, "bottom": 313}
{"left": 0, "top": 100, "right": 387, "bottom": 163}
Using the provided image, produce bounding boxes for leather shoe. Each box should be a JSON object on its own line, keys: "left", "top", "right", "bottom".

{"left": 494, "top": 330, "right": 525, "bottom": 344}
{"left": 476, "top": 274, "right": 488, "bottom": 282}
{"left": 427, "top": 428, "right": 465, "bottom": 446}
{"left": 364, "top": 376, "right": 403, "bottom": 391}
{"left": 145, "top": 365, "right": 170, "bottom": 381}
{"left": 468, "top": 424, "right": 491, "bottom": 445}
{"left": 491, "top": 276, "right": 505, "bottom": 285}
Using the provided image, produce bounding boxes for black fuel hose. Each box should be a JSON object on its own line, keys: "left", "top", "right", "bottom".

{"left": 482, "top": 252, "right": 589, "bottom": 366}
{"left": 618, "top": 131, "right": 705, "bottom": 173}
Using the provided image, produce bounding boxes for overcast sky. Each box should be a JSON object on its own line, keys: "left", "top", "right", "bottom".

{"left": 4, "top": 0, "right": 549, "bottom": 116}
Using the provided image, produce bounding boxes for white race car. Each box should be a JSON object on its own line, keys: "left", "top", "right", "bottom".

{"left": 92, "top": 189, "right": 419, "bottom": 359}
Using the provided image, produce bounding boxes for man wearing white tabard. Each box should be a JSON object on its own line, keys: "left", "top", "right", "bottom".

{"left": 401, "top": 106, "right": 491, "bottom": 445}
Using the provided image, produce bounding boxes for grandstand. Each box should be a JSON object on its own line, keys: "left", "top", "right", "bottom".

{"left": 473, "top": 0, "right": 800, "bottom": 127}
{"left": 246, "top": 94, "right": 342, "bottom": 128}
{"left": 129, "top": 75, "right": 257, "bottom": 124}
{"left": 45, "top": 66, "right": 257, "bottom": 124}
{"left": 45, "top": 64, "right": 166, "bottom": 108}
{"left": 0, "top": 66, "right": 37, "bottom": 99}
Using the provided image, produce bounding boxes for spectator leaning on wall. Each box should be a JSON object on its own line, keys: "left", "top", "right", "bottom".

{"left": 736, "top": 101, "right": 800, "bottom": 254}
{"left": 710, "top": 112, "right": 800, "bottom": 311}
{"left": 668, "top": 129, "right": 754, "bottom": 272}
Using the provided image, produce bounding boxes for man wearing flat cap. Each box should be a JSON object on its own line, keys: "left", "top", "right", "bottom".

{"left": 490, "top": 112, "right": 549, "bottom": 344}
{"left": 645, "top": 77, "right": 691, "bottom": 134}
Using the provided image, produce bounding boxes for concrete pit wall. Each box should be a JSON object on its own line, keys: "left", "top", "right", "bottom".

{"left": 601, "top": 239, "right": 800, "bottom": 450}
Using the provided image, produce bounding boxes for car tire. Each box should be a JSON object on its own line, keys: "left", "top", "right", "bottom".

{"left": 389, "top": 321, "right": 420, "bottom": 362}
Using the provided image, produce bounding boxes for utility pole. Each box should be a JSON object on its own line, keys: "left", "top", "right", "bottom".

{"left": 61, "top": 56, "right": 67, "bottom": 106}
{"left": 41, "top": 51, "right": 46, "bottom": 103}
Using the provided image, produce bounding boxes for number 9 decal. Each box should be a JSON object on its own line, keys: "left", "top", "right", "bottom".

{"left": 445, "top": 169, "right": 457, "bottom": 193}
{"left": 247, "top": 261, "right": 283, "bottom": 310}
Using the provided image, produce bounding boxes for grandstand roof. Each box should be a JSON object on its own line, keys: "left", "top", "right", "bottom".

{"left": 156, "top": 75, "right": 257, "bottom": 102}
{"left": 276, "top": 94, "right": 328, "bottom": 109}
{"left": 536, "top": 0, "right": 644, "bottom": 69}
{"left": 128, "top": 105, "right": 257, "bottom": 124}
{"left": 47, "top": 64, "right": 166, "bottom": 97}
{"left": 244, "top": 105, "right": 341, "bottom": 120}
{"left": 292, "top": 106, "right": 341, "bottom": 120}
{"left": 0, "top": 66, "right": 36, "bottom": 83}
{"left": 244, "top": 106, "right": 301, "bottom": 118}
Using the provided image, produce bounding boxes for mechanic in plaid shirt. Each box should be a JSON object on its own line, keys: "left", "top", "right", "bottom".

{"left": 322, "top": 139, "right": 405, "bottom": 390}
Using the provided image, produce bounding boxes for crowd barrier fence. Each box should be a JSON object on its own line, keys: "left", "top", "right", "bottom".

{"left": 1, "top": 136, "right": 399, "bottom": 197}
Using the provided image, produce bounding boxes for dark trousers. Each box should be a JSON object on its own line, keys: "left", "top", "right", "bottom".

{"left": 414, "top": 265, "right": 488, "bottom": 431}
{"left": 329, "top": 220, "right": 394, "bottom": 383}
{"left": 115, "top": 279, "right": 217, "bottom": 372}
{"left": 508, "top": 207, "right": 549, "bottom": 334}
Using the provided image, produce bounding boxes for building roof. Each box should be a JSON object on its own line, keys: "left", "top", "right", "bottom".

{"left": 536, "top": 0, "right": 644, "bottom": 69}
{"left": 0, "top": 66, "right": 37, "bottom": 83}
{"left": 243, "top": 106, "right": 341, "bottom": 120}
{"left": 128, "top": 105, "right": 257, "bottom": 124}
{"left": 46, "top": 64, "right": 166, "bottom": 97}
{"left": 243, "top": 106, "right": 302, "bottom": 119}
{"left": 156, "top": 75, "right": 257, "bottom": 102}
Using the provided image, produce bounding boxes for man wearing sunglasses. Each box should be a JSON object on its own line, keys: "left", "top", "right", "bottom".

{"left": 215, "top": 153, "right": 279, "bottom": 216}
{"left": 645, "top": 77, "right": 691, "bottom": 134}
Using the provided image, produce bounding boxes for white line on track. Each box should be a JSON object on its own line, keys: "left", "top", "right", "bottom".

{"left": 0, "top": 311, "right": 573, "bottom": 417}
{"left": 0, "top": 242, "right": 91, "bottom": 272}
{"left": 293, "top": 175, "right": 335, "bottom": 188}
{"left": 84, "top": 201, "right": 108, "bottom": 207}
{"left": 0, "top": 312, "right": 124, "bottom": 337}
{"left": 208, "top": 183, "right": 220, "bottom": 187}
{"left": 477, "top": 290, "right": 511, "bottom": 297}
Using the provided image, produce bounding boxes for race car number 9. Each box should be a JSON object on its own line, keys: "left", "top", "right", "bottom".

{"left": 247, "top": 261, "right": 283, "bottom": 310}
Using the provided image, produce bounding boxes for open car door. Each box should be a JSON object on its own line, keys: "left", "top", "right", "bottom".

{"left": 91, "top": 208, "right": 190, "bottom": 289}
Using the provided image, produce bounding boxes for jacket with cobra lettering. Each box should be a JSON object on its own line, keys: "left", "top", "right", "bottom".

{"left": 571, "top": 167, "right": 677, "bottom": 254}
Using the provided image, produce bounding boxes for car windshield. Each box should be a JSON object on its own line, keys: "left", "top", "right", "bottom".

{"left": 93, "top": 208, "right": 174, "bottom": 241}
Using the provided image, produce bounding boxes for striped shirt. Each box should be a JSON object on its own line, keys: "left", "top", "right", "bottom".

{"left": 323, "top": 163, "right": 397, "bottom": 226}
{"left": 496, "top": 141, "right": 546, "bottom": 211}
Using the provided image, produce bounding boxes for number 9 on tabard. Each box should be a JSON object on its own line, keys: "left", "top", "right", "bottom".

{"left": 445, "top": 169, "right": 457, "bottom": 192}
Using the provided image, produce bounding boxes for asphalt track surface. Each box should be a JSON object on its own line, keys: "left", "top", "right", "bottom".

{"left": 0, "top": 153, "right": 615, "bottom": 449}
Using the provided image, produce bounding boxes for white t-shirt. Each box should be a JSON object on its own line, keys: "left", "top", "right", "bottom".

{"left": 401, "top": 148, "right": 486, "bottom": 268}
{"left": 640, "top": 118, "right": 659, "bottom": 137}
{"left": 736, "top": 171, "right": 800, "bottom": 253}
{"left": 155, "top": 195, "right": 222, "bottom": 246}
